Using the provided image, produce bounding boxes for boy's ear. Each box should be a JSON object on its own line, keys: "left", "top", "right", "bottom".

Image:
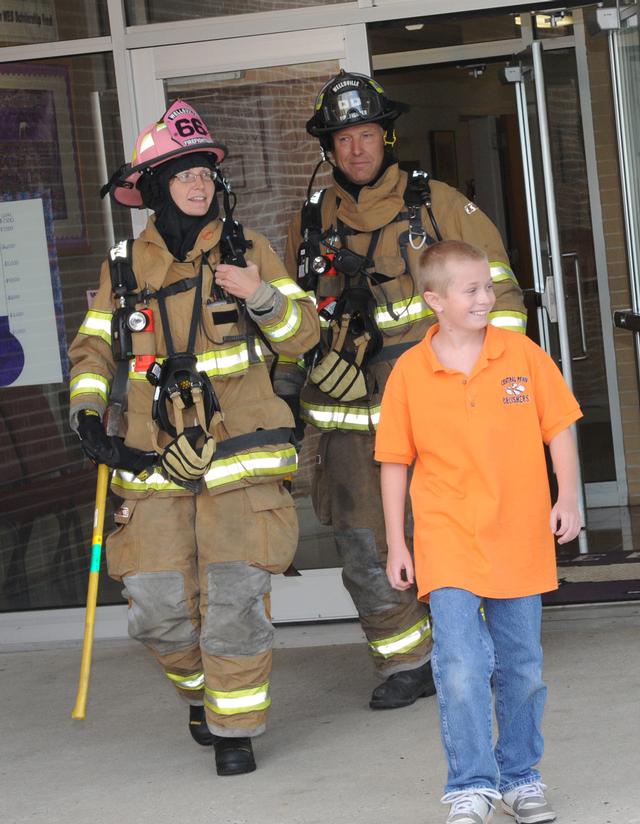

{"left": 423, "top": 290, "right": 443, "bottom": 313}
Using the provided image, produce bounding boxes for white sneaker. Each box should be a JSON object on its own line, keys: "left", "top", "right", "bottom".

{"left": 443, "top": 790, "right": 498, "bottom": 824}
{"left": 502, "top": 782, "right": 557, "bottom": 823}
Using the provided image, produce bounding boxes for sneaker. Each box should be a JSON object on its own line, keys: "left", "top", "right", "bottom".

{"left": 502, "top": 782, "right": 557, "bottom": 823}
{"left": 443, "top": 790, "right": 497, "bottom": 824}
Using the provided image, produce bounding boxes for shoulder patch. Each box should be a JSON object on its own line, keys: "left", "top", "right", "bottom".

{"left": 464, "top": 202, "right": 479, "bottom": 215}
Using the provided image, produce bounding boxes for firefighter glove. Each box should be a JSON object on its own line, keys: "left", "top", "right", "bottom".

{"left": 77, "top": 410, "right": 156, "bottom": 474}
{"left": 160, "top": 432, "right": 216, "bottom": 489}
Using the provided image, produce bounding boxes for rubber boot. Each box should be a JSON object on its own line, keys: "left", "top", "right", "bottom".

{"left": 369, "top": 659, "right": 436, "bottom": 710}
{"left": 189, "top": 704, "right": 215, "bottom": 746}
{"left": 213, "top": 735, "right": 256, "bottom": 776}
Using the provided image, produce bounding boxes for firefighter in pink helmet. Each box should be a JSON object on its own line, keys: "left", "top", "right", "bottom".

{"left": 68, "top": 100, "right": 319, "bottom": 775}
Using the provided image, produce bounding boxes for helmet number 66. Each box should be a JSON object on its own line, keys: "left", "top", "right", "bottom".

{"left": 174, "top": 117, "right": 207, "bottom": 138}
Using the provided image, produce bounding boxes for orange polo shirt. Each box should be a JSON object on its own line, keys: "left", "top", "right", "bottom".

{"left": 374, "top": 324, "right": 582, "bottom": 600}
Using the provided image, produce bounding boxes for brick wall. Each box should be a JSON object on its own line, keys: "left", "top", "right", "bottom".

{"left": 167, "top": 61, "right": 337, "bottom": 257}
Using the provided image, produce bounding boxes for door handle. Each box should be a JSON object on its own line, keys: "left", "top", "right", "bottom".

{"left": 522, "top": 277, "right": 557, "bottom": 322}
{"left": 614, "top": 310, "right": 640, "bottom": 332}
{"left": 561, "top": 252, "right": 588, "bottom": 361}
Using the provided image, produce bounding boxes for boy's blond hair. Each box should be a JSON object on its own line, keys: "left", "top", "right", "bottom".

{"left": 417, "top": 240, "right": 488, "bottom": 295}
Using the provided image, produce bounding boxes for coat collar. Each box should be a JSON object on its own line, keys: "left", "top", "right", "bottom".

{"left": 134, "top": 217, "right": 223, "bottom": 290}
{"left": 334, "top": 163, "right": 406, "bottom": 232}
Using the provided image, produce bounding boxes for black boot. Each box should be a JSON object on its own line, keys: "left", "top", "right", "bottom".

{"left": 213, "top": 735, "right": 256, "bottom": 776}
{"left": 369, "top": 660, "right": 436, "bottom": 710}
{"left": 189, "top": 705, "right": 215, "bottom": 746}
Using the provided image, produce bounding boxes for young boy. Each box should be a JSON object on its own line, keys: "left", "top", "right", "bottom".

{"left": 374, "top": 240, "right": 582, "bottom": 824}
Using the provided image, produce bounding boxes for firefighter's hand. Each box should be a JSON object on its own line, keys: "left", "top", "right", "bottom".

{"left": 386, "top": 541, "right": 415, "bottom": 591}
{"left": 214, "top": 262, "right": 261, "bottom": 301}
{"left": 77, "top": 410, "right": 155, "bottom": 473}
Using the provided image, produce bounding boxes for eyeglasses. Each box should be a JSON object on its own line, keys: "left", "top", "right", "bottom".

{"left": 172, "top": 170, "right": 216, "bottom": 184}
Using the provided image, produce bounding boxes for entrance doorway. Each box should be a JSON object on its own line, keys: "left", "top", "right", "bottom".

{"left": 379, "top": 50, "right": 623, "bottom": 505}
{"left": 373, "top": 6, "right": 640, "bottom": 604}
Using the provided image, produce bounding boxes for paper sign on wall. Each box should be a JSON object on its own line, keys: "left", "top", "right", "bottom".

{"left": 0, "top": 197, "right": 63, "bottom": 387}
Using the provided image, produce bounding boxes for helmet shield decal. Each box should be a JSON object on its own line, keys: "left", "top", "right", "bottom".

{"left": 306, "top": 71, "right": 407, "bottom": 141}
{"left": 164, "top": 101, "right": 213, "bottom": 149}
{"left": 321, "top": 86, "right": 385, "bottom": 128}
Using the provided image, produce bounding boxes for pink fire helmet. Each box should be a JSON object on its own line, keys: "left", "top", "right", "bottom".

{"left": 103, "top": 100, "right": 227, "bottom": 208}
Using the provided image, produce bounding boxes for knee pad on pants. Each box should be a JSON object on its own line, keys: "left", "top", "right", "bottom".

{"left": 202, "top": 562, "right": 273, "bottom": 656}
{"left": 335, "top": 528, "right": 406, "bottom": 615}
{"left": 123, "top": 571, "right": 198, "bottom": 655}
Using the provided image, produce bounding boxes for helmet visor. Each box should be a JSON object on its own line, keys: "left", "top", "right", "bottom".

{"left": 321, "top": 86, "right": 385, "bottom": 128}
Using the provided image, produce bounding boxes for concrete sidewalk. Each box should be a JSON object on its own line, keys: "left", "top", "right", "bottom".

{"left": 2, "top": 603, "right": 640, "bottom": 824}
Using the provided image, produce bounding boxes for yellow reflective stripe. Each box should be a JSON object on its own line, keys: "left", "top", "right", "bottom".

{"left": 261, "top": 300, "right": 302, "bottom": 342}
{"left": 271, "top": 277, "right": 308, "bottom": 300}
{"left": 277, "top": 354, "right": 305, "bottom": 369}
{"left": 374, "top": 296, "right": 433, "bottom": 329}
{"left": 301, "top": 402, "right": 380, "bottom": 431}
{"left": 112, "top": 468, "right": 183, "bottom": 493}
{"left": 166, "top": 670, "right": 205, "bottom": 691}
{"left": 489, "top": 261, "right": 517, "bottom": 283}
{"left": 204, "top": 447, "right": 297, "bottom": 488}
{"left": 79, "top": 310, "right": 112, "bottom": 344}
{"left": 112, "top": 446, "right": 298, "bottom": 494}
{"left": 197, "top": 344, "right": 258, "bottom": 376}
{"left": 204, "top": 682, "right": 271, "bottom": 716}
{"left": 369, "top": 616, "right": 431, "bottom": 659}
{"left": 70, "top": 373, "right": 110, "bottom": 402}
{"left": 489, "top": 310, "right": 527, "bottom": 334}
{"left": 127, "top": 343, "right": 264, "bottom": 380}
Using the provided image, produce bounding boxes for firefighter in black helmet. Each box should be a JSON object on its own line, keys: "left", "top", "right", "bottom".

{"left": 282, "top": 71, "right": 526, "bottom": 710}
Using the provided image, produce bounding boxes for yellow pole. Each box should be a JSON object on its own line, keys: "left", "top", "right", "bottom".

{"left": 71, "top": 463, "right": 110, "bottom": 720}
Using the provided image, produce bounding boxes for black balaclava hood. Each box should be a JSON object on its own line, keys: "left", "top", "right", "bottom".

{"left": 137, "top": 152, "right": 220, "bottom": 261}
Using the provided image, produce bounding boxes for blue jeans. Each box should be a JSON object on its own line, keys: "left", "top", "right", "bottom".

{"left": 429, "top": 588, "right": 546, "bottom": 797}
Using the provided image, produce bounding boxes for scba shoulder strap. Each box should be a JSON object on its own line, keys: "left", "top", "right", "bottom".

{"left": 109, "top": 239, "right": 138, "bottom": 298}
{"left": 298, "top": 169, "right": 442, "bottom": 254}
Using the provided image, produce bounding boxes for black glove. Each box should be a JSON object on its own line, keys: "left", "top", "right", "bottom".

{"left": 77, "top": 410, "right": 156, "bottom": 474}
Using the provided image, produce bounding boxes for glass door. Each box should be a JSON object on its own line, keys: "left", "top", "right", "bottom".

{"left": 608, "top": 5, "right": 640, "bottom": 377}
{"left": 130, "top": 27, "right": 369, "bottom": 621}
{"left": 506, "top": 40, "right": 627, "bottom": 532}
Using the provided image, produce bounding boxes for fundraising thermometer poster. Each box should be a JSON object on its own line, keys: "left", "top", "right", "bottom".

{"left": 0, "top": 196, "right": 63, "bottom": 386}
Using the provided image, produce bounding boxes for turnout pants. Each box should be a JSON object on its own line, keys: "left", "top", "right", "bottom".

{"left": 312, "top": 429, "right": 432, "bottom": 676}
{"left": 105, "top": 482, "right": 298, "bottom": 737}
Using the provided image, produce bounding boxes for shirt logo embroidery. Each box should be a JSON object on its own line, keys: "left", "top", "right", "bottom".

{"left": 464, "top": 202, "right": 478, "bottom": 215}
{"left": 501, "top": 375, "right": 530, "bottom": 405}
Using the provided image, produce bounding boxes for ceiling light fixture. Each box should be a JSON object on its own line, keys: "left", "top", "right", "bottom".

{"left": 515, "top": 10, "right": 574, "bottom": 29}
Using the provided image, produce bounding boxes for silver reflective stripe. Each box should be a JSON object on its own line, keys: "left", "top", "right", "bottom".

{"left": 204, "top": 448, "right": 297, "bottom": 488}
{"left": 70, "top": 373, "right": 110, "bottom": 402}
{"left": 204, "top": 682, "right": 271, "bottom": 716}
{"left": 113, "top": 447, "right": 297, "bottom": 494}
{"left": 369, "top": 616, "right": 431, "bottom": 659}
{"left": 79, "top": 311, "right": 112, "bottom": 344}
{"left": 489, "top": 311, "right": 527, "bottom": 333}
{"left": 113, "top": 469, "right": 182, "bottom": 493}
{"left": 489, "top": 261, "right": 516, "bottom": 283}
{"left": 374, "top": 296, "right": 433, "bottom": 328}
{"left": 165, "top": 670, "right": 205, "bottom": 691}
{"left": 302, "top": 403, "right": 380, "bottom": 431}
{"left": 271, "top": 277, "right": 309, "bottom": 300}
{"left": 262, "top": 300, "right": 302, "bottom": 341}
